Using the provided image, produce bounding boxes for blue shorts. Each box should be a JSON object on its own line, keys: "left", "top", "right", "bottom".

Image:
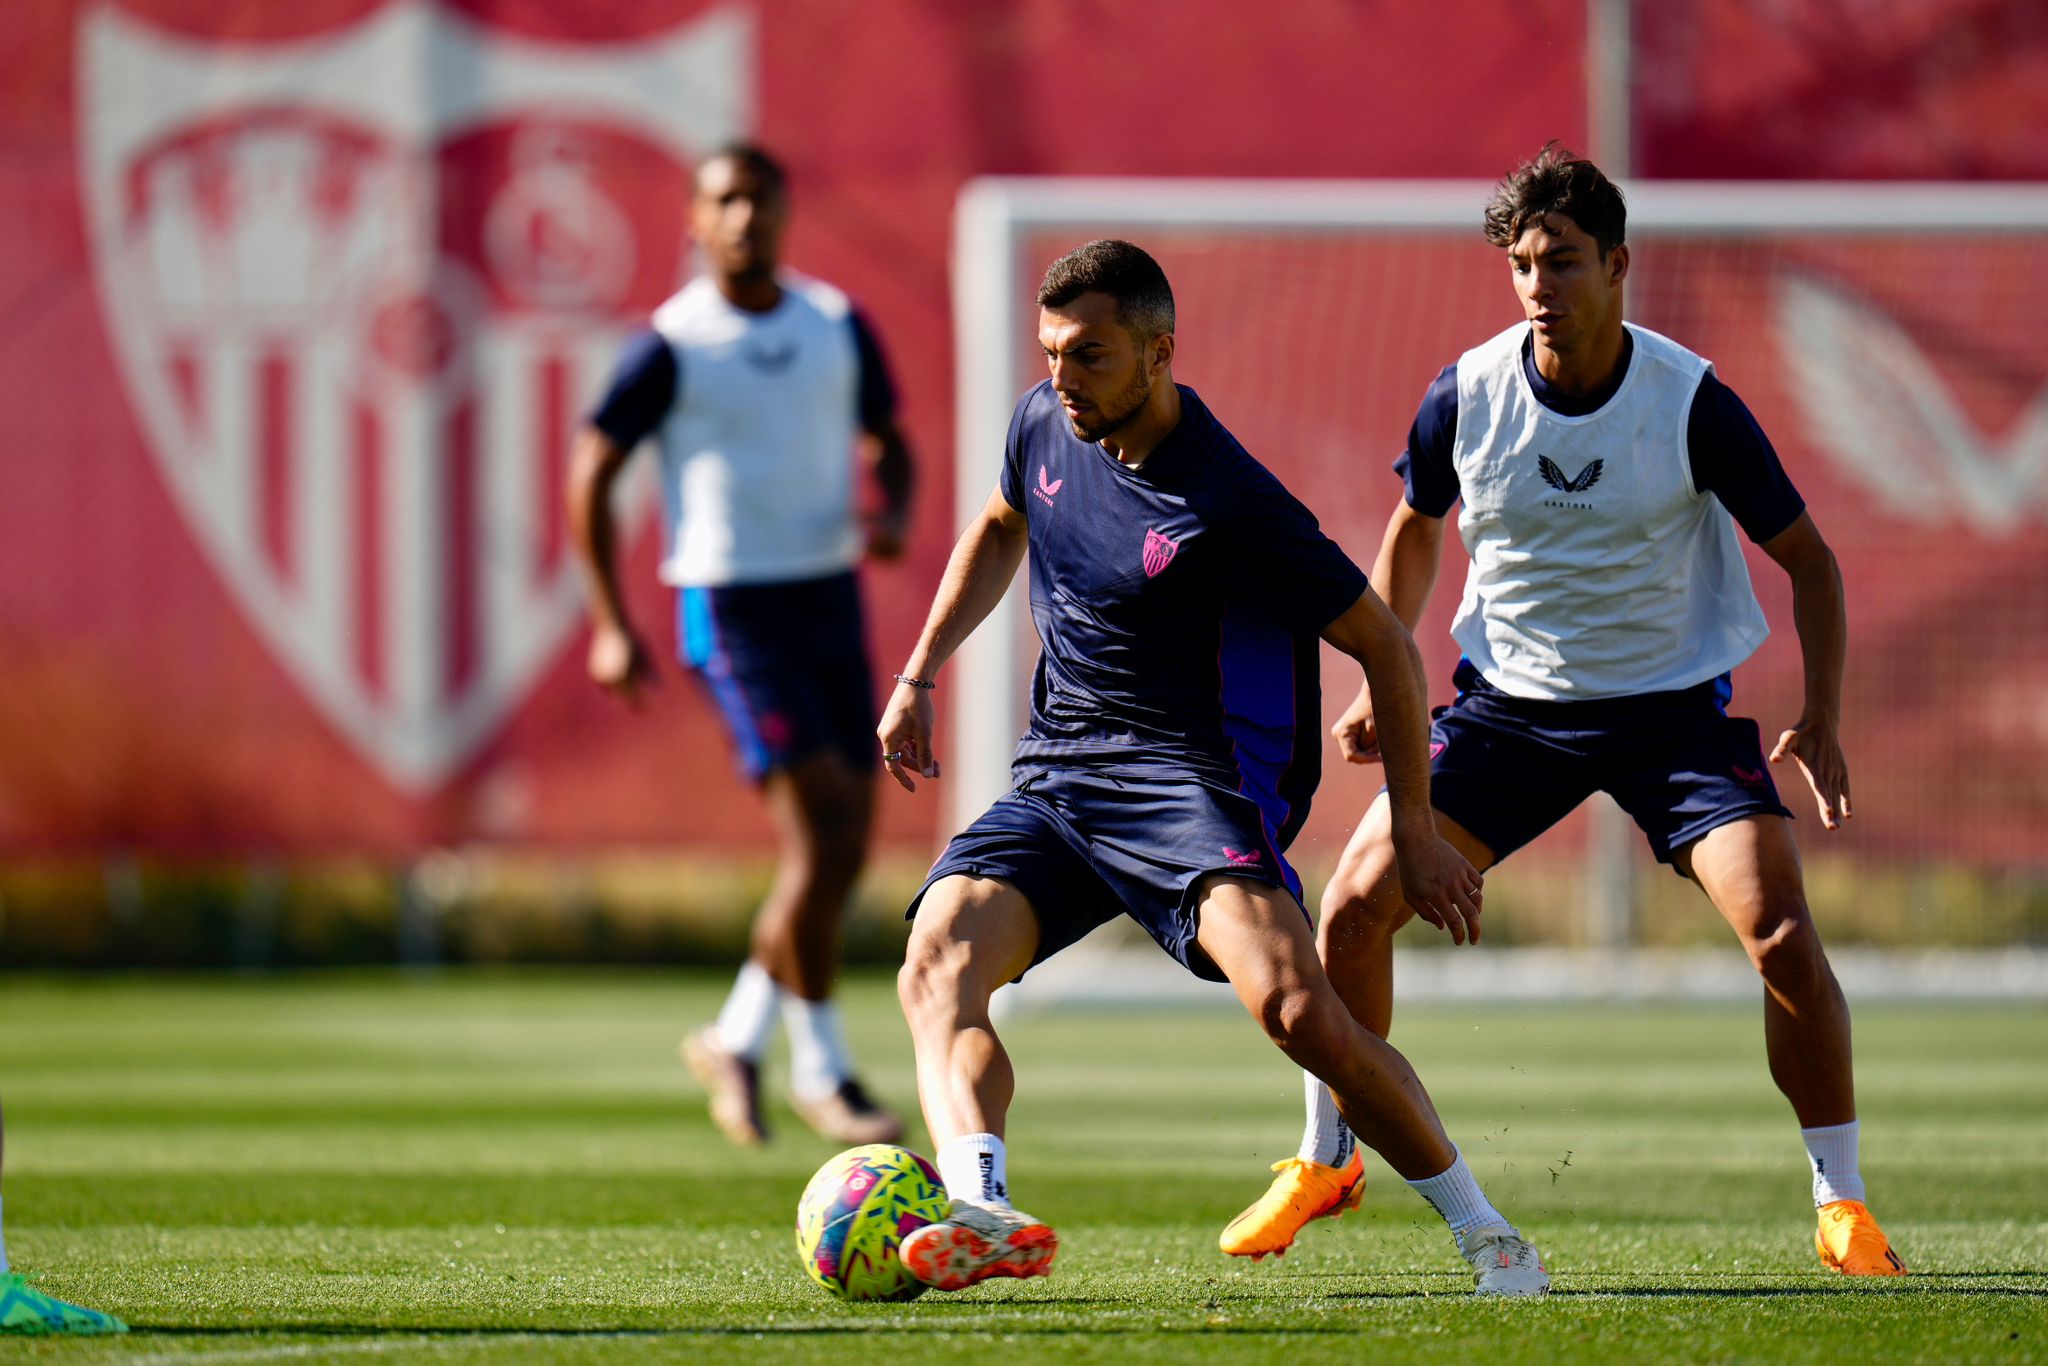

{"left": 676, "top": 571, "right": 877, "bottom": 784}
{"left": 1429, "top": 660, "right": 1795, "bottom": 870}
{"left": 909, "top": 766, "right": 1306, "bottom": 983}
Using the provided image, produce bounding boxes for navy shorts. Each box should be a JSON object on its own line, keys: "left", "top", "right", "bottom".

{"left": 1429, "top": 660, "right": 1795, "bottom": 869}
{"left": 909, "top": 766, "right": 1306, "bottom": 983}
{"left": 675, "top": 570, "right": 877, "bottom": 784}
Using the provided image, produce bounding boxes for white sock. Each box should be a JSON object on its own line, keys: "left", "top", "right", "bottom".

{"left": 782, "top": 995, "right": 855, "bottom": 1100}
{"left": 1802, "top": 1120, "right": 1866, "bottom": 1206}
{"left": 712, "top": 961, "right": 782, "bottom": 1061}
{"left": 1297, "top": 1072, "right": 1355, "bottom": 1167}
{"left": 0, "top": 1193, "right": 9, "bottom": 1273}
{"left": 937, "top": 1132, "right": 1010, "bottom": 1208}
{"left": 1406, "top": 1147, "right": 1510, "bottom": 1241}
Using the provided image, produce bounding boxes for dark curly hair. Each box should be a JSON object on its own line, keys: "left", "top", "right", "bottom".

{"left": 1483, "top": 143, "right": 1626, "bottom": 258}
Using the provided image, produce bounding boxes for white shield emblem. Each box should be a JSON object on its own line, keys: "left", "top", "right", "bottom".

{"left": 78, "top": 2, "right": 752, "bottom": 789}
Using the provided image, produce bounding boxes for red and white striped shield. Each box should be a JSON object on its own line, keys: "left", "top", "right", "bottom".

{"left": 78, "top": 2, "right": 751, "bottom": 790}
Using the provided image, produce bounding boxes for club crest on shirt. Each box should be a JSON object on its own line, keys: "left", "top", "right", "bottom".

{"left": 1142, "top": 527, "right": 1179, "bottom": 577}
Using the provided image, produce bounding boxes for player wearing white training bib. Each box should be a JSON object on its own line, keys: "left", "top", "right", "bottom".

{"left": 1447, "top": 320, "right": 1767, "bottom": 698}
{"left": 568, "top": 144, "right": 914, "bottom": 1152}
{"left": 645, "top": 271, "right": 875, "bottom": 589}
{"left": 1223, "top": 145, "right": 1906, "bottom": 1280}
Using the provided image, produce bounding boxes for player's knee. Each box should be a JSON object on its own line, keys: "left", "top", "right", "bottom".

{"left": 1745, "top": 908, "right": 1824, "bottom": 991}
{"left": 898, "top": 889, "right": 996, "bottom": 1021}
{"left": 896, "top": 933, "right": 961, "bottom": 1022}
{"left": 1317, "top": 869, "right": 1406, "bottom": 955}
{"left": 1251, "top": 984, "right": 1338, "bottom": 1061}
{"left": 800, "top": 800, "right": 870, "bottom": 875}
{"left": 811, "top": 827, "right": 867, "bottom": 887}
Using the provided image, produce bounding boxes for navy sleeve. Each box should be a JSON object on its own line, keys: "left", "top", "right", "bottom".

{"left": 1225, "top": 462, "right": 1371, "bottom": 634}
{"left": 1389, "top": 364, "right": 1461, "bottom": 516}
{"left": 847, "top": 306, "right": 900, "bottom": 433}
{"left": 588, "top": 330, "right": 678, "bottom": 449}
{"left": 997, "top": 386, "right": 1038, "bottom": 512}
{"left": 1687, "top": 373, "right": 1805, "bottom": 543}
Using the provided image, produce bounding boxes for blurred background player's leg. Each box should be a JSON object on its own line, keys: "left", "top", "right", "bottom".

{"left": 0, "top": 1101, "right": 126, "bottom": 1336}
{"left": 687, "top": 749, "right": 901, "bottom": 1146}
{"left": 1678, "top": 815, "right": 1906, "bottom": 1276}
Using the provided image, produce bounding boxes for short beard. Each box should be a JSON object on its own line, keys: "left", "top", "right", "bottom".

{"left": 1068, "top": 365, "right": 1153, "bottom": 443}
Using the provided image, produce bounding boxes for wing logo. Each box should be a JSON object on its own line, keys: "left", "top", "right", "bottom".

{"left": 1538, "top": 455, "right": 1604, "bottom": 493}
{"left": 1777, "top": 274, "right": 2048, "bottom": 534}
{"left": 743, "top": 339, "right": 797, "bottom": 373}
{"left": 1142, "top": 527, "right": 1179, "bottom": 577}
{"left": 77, "top": 2, "right": 752, "bottom": 791}
{"left": 1223, "top": 846, "right": 1263, "bottom": 865}
{"left": 1034, "top": 463, "right": 1062, "bottom": 507}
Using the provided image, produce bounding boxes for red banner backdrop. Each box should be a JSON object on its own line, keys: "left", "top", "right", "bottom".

{"left": 0, "top": 1, "right": 2038, "bottom": 858}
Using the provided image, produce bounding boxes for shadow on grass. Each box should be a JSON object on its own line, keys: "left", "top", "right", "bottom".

{"left": 120, "top": 1273, "right": 2048, "bottom": 1341}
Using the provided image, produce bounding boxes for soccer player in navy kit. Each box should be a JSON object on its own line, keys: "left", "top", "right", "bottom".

{"left": 568, "top": 144, "right": 913, "bottom": 1149}
{"left": 1226, "top": 147, "right": 1906, "bottom": 1278}
{"left": 878, "top": 240, "right": 1548, "bottom": 1296}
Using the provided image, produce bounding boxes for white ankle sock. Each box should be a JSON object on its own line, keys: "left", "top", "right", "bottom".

{"left": 937, "top": 1132, "right": 1010, "bottom": 1207}
{"left": 1801, "top": 1120, "right": 1866, "bottom": 1206}
{"left": 0, "top": 1193, "right": 9, "bottom": 1273}
{"left": 1296, "top": 1072, "right": 1355, "bottom": 1167}
{"left": 782, "top": 995, "right": 855, "bottom": 1100}
{"left": 1406, "top": 1147, "right": 1509, "bottom": 1240}
{"left": 712, "top": 961, "right": 782, "bottom": 1061}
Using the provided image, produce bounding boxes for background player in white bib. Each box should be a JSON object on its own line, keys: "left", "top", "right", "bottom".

{"left": 1224, "top": 146, "right": 1906, "bottom": 1278}
{"left": 567, "top": 144, "right": 914, "bottom": 1149}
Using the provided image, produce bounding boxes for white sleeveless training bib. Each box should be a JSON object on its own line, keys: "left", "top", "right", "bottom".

{"left": 649, "top": 271, "right": 866, "bottom": 588}
{"left": 1447, "top": 322, "right": 1769, "bottom": 699}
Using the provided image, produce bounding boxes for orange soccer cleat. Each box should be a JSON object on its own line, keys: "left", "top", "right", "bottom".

{"left": 1815, "top": 1199, "right": 1908, "bottom": 1276}
{"left": 1219, "top": 1149, "right": 1367, "bottom": 1260}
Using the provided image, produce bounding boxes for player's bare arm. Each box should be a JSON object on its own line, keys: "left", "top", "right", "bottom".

{"left": 1335, "top": 500, "right": 1448, "bottom": 763}
{"left": 861, "top": 415, "right": 915, "bottom": 561}
{"left": 877, "top": 488, "right": 1029, "bottom": 792}
{"left": 1760, "top": 510, "right": 1852, "bottom": 829}
{"left": 1321, "top": 586, "right": 1484, "bottom": 943}
{"left": 566, "top": 424, "right": 656, "bottom": 706}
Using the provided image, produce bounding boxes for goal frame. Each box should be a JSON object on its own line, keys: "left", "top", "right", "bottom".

{"left": 945, "top": 176, "right": 2048, "bottom": 843}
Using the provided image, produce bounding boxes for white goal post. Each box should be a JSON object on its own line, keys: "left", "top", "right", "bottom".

{"left": 946, "top": 176, "right": 2048, "bottom": 947}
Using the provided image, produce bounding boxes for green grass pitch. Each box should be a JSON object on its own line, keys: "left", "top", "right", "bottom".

{"left": 3, "top": 970, "right": 2043, "bottom": 1362}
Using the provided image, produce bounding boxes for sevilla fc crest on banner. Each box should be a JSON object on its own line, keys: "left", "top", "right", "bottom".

{"left": 77, "top": 2, "right": 751, "bottom": 790}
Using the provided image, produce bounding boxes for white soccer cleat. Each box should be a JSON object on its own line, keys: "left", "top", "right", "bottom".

{"left": 899, "top": 1199, "right": 1058, "bottom": 1291}
{"left": 1459, "top": 1224, "right": 1550, "bottom": 1296}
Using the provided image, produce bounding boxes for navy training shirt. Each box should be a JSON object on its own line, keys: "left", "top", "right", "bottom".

{"left": 1394, "top": 331, "right": 1806, "bottom": 543}
{"left": 999, "top": 381, "right": 1369, "bottom": 850}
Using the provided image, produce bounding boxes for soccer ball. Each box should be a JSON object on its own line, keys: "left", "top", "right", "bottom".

{"left": 795, "top": 1143, "right": 948, "bottom": 1301}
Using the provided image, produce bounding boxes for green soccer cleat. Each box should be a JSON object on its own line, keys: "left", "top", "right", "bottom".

{"left": 0, "top": 1272, "right": 128, "bottom": 1335}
